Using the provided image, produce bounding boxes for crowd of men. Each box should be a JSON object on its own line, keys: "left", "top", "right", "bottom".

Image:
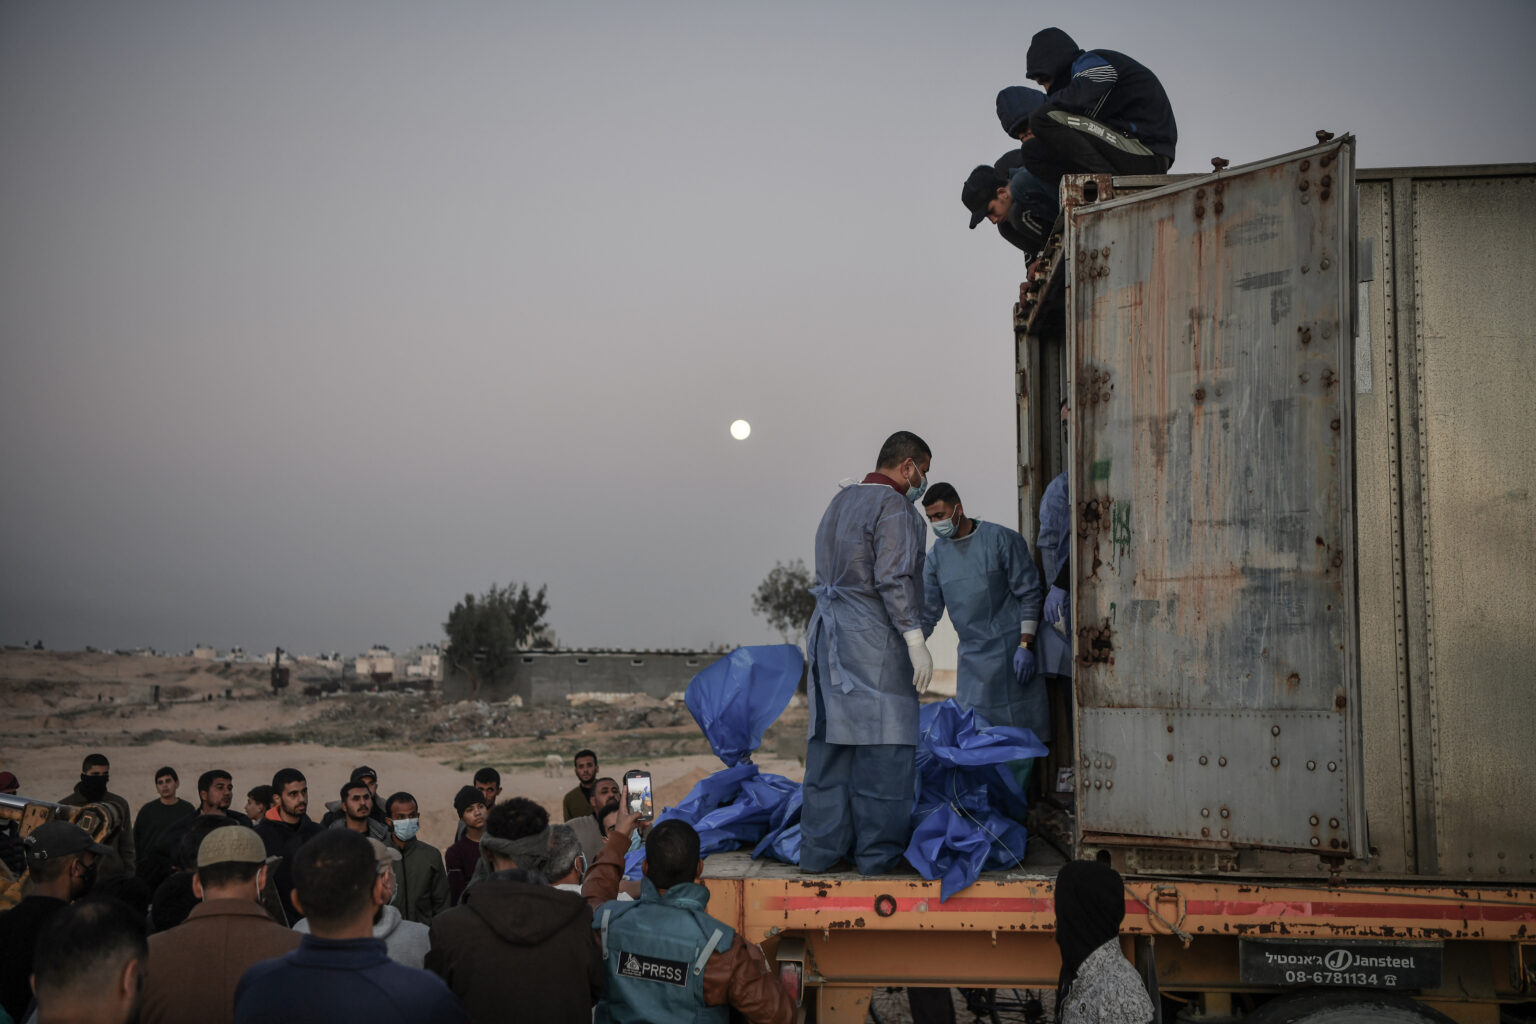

{"left": 0, "top": 750, "right": 797, "bottom": 1024}
{"left": 960, "top": 27, "right": 1177, "bottom": 259}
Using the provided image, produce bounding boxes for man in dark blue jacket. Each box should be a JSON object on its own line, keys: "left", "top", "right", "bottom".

{"left": 1020, "top": 27, "right": 1177, "bottom": 186}
{"left": 234, "top": 829, "right": 467, "bottom": 1024}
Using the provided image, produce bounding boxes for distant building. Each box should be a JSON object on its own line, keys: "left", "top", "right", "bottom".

{"left": 442, "top": 648, "right": 726, "bottom": 705}
{"left": 354, "top": 646, "right": 396, "bottom": 681}
{"left": 192, "top": 645, "right": 217, "bottom": 660}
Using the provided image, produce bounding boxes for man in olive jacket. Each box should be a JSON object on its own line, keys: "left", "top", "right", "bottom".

{"left": 58, "top": 752, "right": 135, "bottom": 878}
{"left": 385, "top": 790, "right": 449, "bottom": 923}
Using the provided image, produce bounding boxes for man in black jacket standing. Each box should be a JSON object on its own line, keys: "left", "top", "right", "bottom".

{"left": 256, "top": 767, "right": 323, "bottom": 922}
{"left": 1020, "top": 27, "right": 1177, "bottom": 187}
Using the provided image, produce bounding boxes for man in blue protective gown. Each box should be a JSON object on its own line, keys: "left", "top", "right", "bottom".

{"left": 1037, "top": 399, "right": 1075, "bottom": 798}
{"left": 801, "top": 431, "right": 935, "bottom": 876}
{"left": 919, "top": 482, "right": 1046, "bottom": 792}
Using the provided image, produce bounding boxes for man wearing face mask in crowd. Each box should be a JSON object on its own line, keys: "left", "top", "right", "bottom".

{"left": 58, "top": 752, "right": 135, "bottom": 878}
{"left": 801, "top": 431, "right": 935, "bottom": 876}
{"left": 0, "top": 820, "right": 109, "bottom": 1022}
{"left": 385, "top": 791, "right": 450, "bottom": 923}
{"left": 920, "top": 483, "right": 1046, "bottom": 791}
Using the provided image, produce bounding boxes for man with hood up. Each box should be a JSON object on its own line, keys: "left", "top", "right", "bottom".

{"left": 425, "top": 797, "right": 603, "bottom": 1023}
{"left": 1020, "top": 27, "right": 1177, "bottom": 187}
{"left": 957, "top": 86, "right": 1058, "bottom": 257}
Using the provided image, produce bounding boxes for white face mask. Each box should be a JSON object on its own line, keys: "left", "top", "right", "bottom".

{"left": 391, "top": 818, "right": 419, "bottom": 842}
{"left": 932, "top": 514, "right": 958, "bottom": 538}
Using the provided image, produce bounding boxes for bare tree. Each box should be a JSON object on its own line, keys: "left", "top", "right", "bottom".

{"left": 752, "top": 559, "right": 816, "bottom": 647}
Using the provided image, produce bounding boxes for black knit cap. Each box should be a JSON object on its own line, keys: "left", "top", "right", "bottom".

{"left": 453, "top": 785, "right": 486, "bottom": 817}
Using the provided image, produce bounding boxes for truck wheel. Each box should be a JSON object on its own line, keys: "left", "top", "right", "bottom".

{"left": 1244, "top": 990, "right": 1454, "bottom": 1023}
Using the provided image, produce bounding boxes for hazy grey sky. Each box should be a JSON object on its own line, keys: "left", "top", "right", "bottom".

{"left": 3, "top": 1, "right": 1533, "bottom": 658}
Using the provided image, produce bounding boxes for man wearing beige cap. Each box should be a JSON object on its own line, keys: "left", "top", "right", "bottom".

{"left": 139, "top": 825, "right": 300, "bottom": 1024}
{"left": 294, "top": 837, "right": 430, "bottom": 968}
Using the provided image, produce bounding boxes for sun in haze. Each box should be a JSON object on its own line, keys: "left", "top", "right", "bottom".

{"left": 730, "top": 419, "right": 751, "bottom": 440}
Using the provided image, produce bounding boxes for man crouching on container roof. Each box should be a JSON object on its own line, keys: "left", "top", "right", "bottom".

{"left": 800, "top": 430, "right": 934, "bottom": 876}
{"left": 1019, "top": 27, "right": 1177, "bottom": 187}
{"left": 582, "top": 812, "right": 794, "bottom": 1024}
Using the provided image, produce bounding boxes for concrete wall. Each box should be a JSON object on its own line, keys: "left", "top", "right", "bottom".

{"left": 441, "top": 650, "right": 726, "bottom": 704}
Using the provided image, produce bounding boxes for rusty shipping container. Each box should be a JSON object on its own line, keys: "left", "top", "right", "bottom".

{"left": 1015, "top": 138, "right": 1536, "bottom": 883}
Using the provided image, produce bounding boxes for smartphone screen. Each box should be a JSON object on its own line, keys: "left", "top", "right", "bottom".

{"left": 623, "top": 770, "right": 653, "bottom": 821}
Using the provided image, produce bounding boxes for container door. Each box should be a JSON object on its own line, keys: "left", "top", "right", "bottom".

{"left": 1068, "top": 138, "right": 1364, "bottom": 856}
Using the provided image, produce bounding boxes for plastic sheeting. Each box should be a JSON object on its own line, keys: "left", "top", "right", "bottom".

{"left": 643, "top": 645, "right": 805, "bottom": 863}
{"left": 654, "top": 648, "right": 1048, "bottom": 903}
{"left": 904, "top": 699, "right": 1048, "bottom": 901}
{"left": 685, "top": 644, "right": 805, "bottom": 767}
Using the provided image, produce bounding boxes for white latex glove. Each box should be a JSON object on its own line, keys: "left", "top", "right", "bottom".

{"left": 903, "top": 628, "right": 934, "bottom": 694}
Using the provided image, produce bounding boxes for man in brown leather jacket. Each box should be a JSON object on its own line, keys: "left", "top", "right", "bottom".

{"left": 582, "top": 810, "right": 795, "bottom": 1024}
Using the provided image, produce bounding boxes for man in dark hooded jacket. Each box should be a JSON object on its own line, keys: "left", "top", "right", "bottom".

{"left": 1021, "top": 27, "right": 1177, "bottom": 187}
{"left": 425, "top": 798, "right": 602, "bottom": 1023}
{"left": 957, "top": 86, "right": 1060, "bottom": 256}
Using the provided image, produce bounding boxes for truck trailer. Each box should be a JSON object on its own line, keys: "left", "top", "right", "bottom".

{"left": 701, "top": 136, "right": 1536, "bottom": 1022}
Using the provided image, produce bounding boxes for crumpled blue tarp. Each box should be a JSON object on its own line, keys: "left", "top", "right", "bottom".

{"left": 685, "top": 644, "right": 805, "bottom": 767}
{"left": 640, "top": 645, "right": 804, "bottom": 863}
{"left": 904, "top": 699, "right": 1048, "bottom": 901}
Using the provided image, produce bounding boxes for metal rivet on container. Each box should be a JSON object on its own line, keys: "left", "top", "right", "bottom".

{"left": 1167, "top": 725, "right": 1175, "bottom": 733}
{"left": 1201, "top": 827, "right": 1210, "bottom": 837}
{"left": 1320, "top": 258, "right": 1331, "bottom": 270}
{"left": 1271, "top": 757, "right": 1281, "bottom": 767}
{"left": 1094, "top": 780, "right": 1103, "bottom": 789}
{"left": 1166, "top": 754, "right": 1174, "bottom": 762}
{"left": 1327, "top": 762, "right": 1337, "bottom": 772}
{"left": 1310, "top": 837, "right": 1320, "bottom": 847}
{"left": 1301, "top": 194, "right": 1310, "bottom": 205}
{"left": 1218, "top": 757, "right": 1227, "bottom": 767}
{"left": 1329, "top": 818, "right": 1340, "bottom": 828}
{"left": 1219, "top": 808, "right": 1230, "bottom": 819}
{"left": 1199, "top": 755, "right": 1208, "bottom": 765}
{"left": 1101, "top": 247, "right": 1110, "bottom": 257}
{"left": 1307, "top": 760, "right": 1316, "bottom": 771}
{"left": 1105, "top": 780, "right": 1113, "bottom": 790}
{"left": 1310, "top": 815, "right": 1320, "bottom": 826}
{"left": 1095, "top": 759, "right": 1102, "bottom": 768}
{"left": 1220, "top": 829, "right": 1230, "bottom": 839}
{"left": 1271, "top": 726, "right": 1281, "bottom": 736}
{"left": 1201, "top": 808, "right": 1210, "bottom": 818}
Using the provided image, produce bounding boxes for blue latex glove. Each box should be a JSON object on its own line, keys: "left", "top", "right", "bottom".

{"left": 1012, "top": 646, "right": 1036, "bottom": 685}
{"left": 1043, "top": 586, "right": 1069, "bottom": 637}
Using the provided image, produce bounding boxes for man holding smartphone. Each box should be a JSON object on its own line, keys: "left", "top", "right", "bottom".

{"left": 582, "top": 811, "right": 795, "bottom": 1024}
{"left": 801, "top": 431, "right": 935, "bottom": 876}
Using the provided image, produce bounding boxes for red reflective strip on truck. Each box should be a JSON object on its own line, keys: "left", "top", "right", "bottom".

{"left": 768, "top": 895, "right": 1536, "bottom": 925}
{"left": 1185, "top": 899, "right": 1536, "bottom": 923}
{"left": 770, "top": 895, "right": 1056, "bottom": 914}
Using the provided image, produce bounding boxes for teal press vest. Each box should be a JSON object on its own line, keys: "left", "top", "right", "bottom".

{"left": 593, "top": 878, "right": 734, "bottom": 1024}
